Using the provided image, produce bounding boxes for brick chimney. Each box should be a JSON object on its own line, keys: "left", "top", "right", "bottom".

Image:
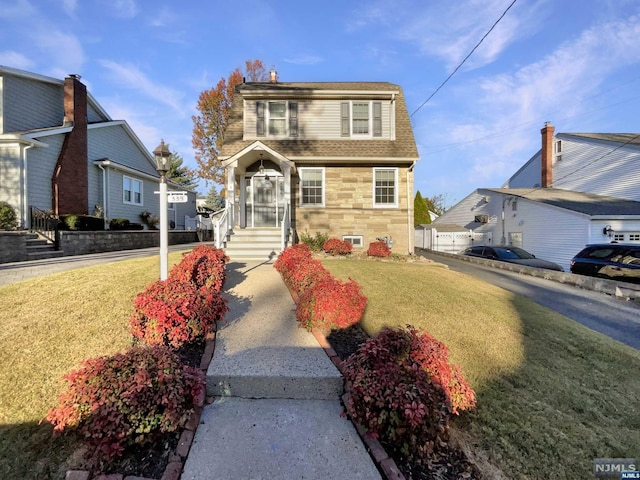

{"left": 540, "top": 122, "right": 555, "bottom": 188}
{"left": 52, "top": 74, "right": 89, "bottom": 215}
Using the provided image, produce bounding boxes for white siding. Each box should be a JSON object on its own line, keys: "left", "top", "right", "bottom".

{"left": 503, "top": 199, "right": 589, "bottom": 271}
{"left": 503, "top": 152, "right": 542, "bottom": 188}
{"left": 551, "top": 136, "right": 640, "bottom": 201}
{"left": 433, "top": 191, "right": 501, "bottom": 232}
{"left": 243, "top": 99, "right": 392, "bottom": 140}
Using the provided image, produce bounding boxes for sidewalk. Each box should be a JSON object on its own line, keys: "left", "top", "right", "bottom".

{"left": 181, "top": 261, "right": 381, "bottom": 479}
{"left": 0, "top": 243, "right": 207, "bottom": 287}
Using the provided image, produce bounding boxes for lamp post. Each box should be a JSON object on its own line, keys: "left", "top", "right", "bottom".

{"left": 153, "top": 139, "right": 171, "bottom": 280}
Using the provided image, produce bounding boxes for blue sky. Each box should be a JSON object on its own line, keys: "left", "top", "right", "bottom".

{"left": 1, "top": 0, "right": 640, "bottom": 204}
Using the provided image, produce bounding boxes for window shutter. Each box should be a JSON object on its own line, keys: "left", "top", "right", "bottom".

{"left": 289, "top": 102, "right": 298, "bottom": 137}
{"left": 341, "top": 102, "right": 350, "bottom": 137}
{"left": 373, "top": 101, "right": 382, "bottom": 137}
{"left": 256, "top": 101, "right": 265, "bottom": 136}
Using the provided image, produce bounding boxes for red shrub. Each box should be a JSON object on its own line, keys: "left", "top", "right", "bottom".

{"left": 274, "top": 244, "right": 312, "bottom": 277}
{"left": 130, "top": 277, "right": 227, "bottom": 348}
{"left": 169, "top": 244, "right": 228, "bottom": 292}
{"left": 45, "top": 345, "right": 204, "bottom": 463}
{"left": 295, "top": 276, "right": 367, "bottom": 331}
{"left": 274, "top": 244, "right": 330, "bottom": 296}
{"left": 367, "top": 240, "right": 391, "bottom": 257}
{"left": 322, "top": 238, "right": 353, "bottom": 256}
{"left": 342, "top": 326, "right": 476, "bottom": 464}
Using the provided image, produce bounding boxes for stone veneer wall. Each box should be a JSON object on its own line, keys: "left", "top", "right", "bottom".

{"left": 59, "top": 230, "right": 198, "bottom": 256}
{"left": 0, "top": 232, "right": 32, "bottom": 263}
{"left": 291, "top": 166, "right": 414, "bottom": 254}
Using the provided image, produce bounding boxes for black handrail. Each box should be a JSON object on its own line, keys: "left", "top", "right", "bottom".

{"left": 29, "top": 206, "right": 60, "bottom": 250}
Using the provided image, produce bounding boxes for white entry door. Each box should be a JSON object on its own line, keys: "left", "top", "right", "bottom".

{"left": 245, "top": 174, "right": 284, "bottom": 227}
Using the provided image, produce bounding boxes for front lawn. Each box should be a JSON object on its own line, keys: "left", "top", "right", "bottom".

{"left": 323, "top": 258, "right": 640, "bottom": 479}
{"left": 0, "top": 252, "right": 188, "bottom": 480}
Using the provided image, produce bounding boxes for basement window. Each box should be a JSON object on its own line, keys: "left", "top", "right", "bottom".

{"left": 343, "top": 235, "right": 363, "bottom": 247}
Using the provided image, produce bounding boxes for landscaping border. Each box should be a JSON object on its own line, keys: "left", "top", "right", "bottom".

{"left": 64, "top": 329, "right": 217, "bottom": 480}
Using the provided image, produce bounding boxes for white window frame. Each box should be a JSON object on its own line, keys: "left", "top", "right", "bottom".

{"left": 372, "top": 167, "right": 398, "bottom": 208}
{"left": 343, "top": 235, "right": 363, "bottom": 247}
{"left": 351, "top": 101, "right": 371, "bottom": 136}
{"left": 268, "top": 101, "right": 287, "bottom": 136}
{"left": 123, "top": 176, "right": 143, "bottom": 206}
{"left": 299, "top": 167, "right": 325, "bottom": 207}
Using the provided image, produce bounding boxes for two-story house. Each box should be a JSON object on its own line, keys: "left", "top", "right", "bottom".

{"left": 217, "top": 76, "right": 420, "bottom": 259}
{"left": 0, "top": 66, "right": 196, "bottom": 233}
{"left": 421, "top": 123, "right": 640, "bottom": 271}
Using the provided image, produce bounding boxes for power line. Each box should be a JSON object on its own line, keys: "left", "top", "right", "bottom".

{"left": 410, "top": 0, "right": 518, "bottom": 118}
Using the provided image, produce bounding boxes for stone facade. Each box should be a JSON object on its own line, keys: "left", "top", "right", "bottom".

{"left": 0, "top": 232, "right": 31, "bottom": 263}
{"left": 291, "top": 166, "right": 414, "bottom": 253}
{"left": 59, "top": 231, "right": 198, "bottom": 256}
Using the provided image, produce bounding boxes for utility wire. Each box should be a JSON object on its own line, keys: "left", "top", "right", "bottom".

{"left": 410, "top": 0, "right": 518, "bottom": 118}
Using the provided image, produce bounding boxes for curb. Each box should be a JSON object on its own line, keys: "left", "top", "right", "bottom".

{"left": 66, "top": 330, "right": 217, "bottom": 480}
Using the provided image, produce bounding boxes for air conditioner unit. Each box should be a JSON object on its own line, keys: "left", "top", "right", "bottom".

{"left": 474, "top": 214, "right": 489, "bottom": 224}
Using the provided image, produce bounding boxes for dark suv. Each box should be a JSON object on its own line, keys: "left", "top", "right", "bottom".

{"left": 570, "top": 244, "right": 640, "bottom": 284}
{"left": 461, "top": 245, "right": 564, "bottom": 271}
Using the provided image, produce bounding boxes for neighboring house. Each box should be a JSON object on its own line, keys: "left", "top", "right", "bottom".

{"left": 428, "top": 123, "right": 640, "bottom": 270}
{"left": 0, "top": 66, "right": 196, "bottom": 231}
{"left": 217, "top": 75, "right": 419, "bottom": 258}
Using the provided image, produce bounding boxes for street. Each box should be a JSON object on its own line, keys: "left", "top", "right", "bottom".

{"left": 417, "top": 250, "right": 640, "bottom": 350}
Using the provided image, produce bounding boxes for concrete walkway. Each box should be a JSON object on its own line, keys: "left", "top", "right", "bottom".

{"left": 181, "top": 261, "right": 381, "bottom": 479}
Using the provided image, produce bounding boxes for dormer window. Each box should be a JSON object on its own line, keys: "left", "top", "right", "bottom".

{"left": 341, "top": 101, "right": 382, "bottom": 137}
{"left": 256, "top": 101, "right": 297, "bottom": 137}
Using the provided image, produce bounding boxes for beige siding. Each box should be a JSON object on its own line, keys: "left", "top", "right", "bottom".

{"left": 244, "top": 99, "right": 392, "bottom": 141}
{"left": 292, "top": 165, "right": 412, "bottom": 253}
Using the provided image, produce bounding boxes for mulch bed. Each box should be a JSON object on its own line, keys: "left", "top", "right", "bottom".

{"left": 84, "top": 326, "right": 481, "bottom": 480}
{"left": 327, "top": 324, "right": 482, "bottom": 480}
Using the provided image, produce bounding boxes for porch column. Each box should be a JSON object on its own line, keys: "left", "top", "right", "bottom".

{"left": 226, "top": 165, "right": 236, "bottom": 228}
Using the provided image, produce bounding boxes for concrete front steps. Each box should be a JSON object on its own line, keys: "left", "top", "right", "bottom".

{"left": 26, "top": 234, "right": 64, "bottom": 260}
{"left": 222, "top": 227, "right": 285, "bottom": 262}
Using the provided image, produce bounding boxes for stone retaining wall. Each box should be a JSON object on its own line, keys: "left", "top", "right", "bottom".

{"left": 0, "top": 232, "right": 32, "bottom": 263}
{"left": 59, "top": 230, "right": 198, "bottom": 256}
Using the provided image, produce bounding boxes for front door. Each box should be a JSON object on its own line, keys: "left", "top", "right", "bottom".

{"left": 245, "top": 174, "right": 284, "bottom": 227}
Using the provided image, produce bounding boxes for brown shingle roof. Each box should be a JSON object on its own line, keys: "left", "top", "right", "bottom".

{"left": 220, "top": 81, "right": 419, "bottom": 162}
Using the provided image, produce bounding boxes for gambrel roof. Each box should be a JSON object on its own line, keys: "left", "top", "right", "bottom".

{"left": 220, "top": 81, "right": 419, "bottom": 163}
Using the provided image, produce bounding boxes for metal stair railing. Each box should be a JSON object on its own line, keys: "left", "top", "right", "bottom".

{"left": 29, "top": 206, "right": 60, "bottom": 250}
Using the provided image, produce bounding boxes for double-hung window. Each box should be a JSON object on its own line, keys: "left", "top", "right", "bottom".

{"left": 299, "top": 167, "right": 324, "bottom": 207}
{"left": 373, "top": 168, "right": 397, "bottom": 208}
{"left": 123, "top": 176, "right": 143, "bottom": 205}
{"left": 257, "top": 101, "right": 298, "bottom": 137}
{"left": 341, "top": 101, "right": 382, "bottom": 137}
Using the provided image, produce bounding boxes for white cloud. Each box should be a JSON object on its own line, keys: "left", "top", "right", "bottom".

{"left": 0, "top": 51, "right": 34, "bottom": 70}
{"left": 100, "top": 0, "right": 139, "bottom": 19}
{"left": 283, "top": 55, "right": 323, "bottom": 66}
{"left": 99, "top": 60, "right": 186, "bottom": 115}
{"left": 31, "top": 29, "right": 85, "bottom": 75}
{"left": 148, "top": 5, "right": 175, "bottom": 27}
{"left": 62, "top": 0, "right": 77, "bottom": 16}
{"left": 0, "top": 0, "right": 36, "bottom": 18}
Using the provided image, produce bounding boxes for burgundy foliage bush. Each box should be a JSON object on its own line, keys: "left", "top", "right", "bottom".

{"left": 169, "top": 244, "right": 228, "bottom": 292}
{"left": 367, "top": 240, "right": 391, "bottom": 257}
{"left": 45, "top": 345, "right": 204, "bottom": 463}
{"left": 129, "top": 277, "right": 227, "bottom": 348}
{"left": 295, "top": 275, "right": 367, "bottom": 331}
{"left": 342, "top": 326, "right": 476, "bottom": 464}
{"left": 322, "top": 238, "right": 353, "bottom": 256}
{"left": 274, "top": 244, "right": 330, "bottom": 296}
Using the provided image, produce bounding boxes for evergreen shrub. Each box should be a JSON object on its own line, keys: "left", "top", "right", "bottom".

{"left": 0, "top": 201, "right": 18, "bottom": 230}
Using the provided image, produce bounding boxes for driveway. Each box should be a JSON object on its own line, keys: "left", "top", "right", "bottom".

{"left": 418, "top": 250, "right": 640, "bottom": 350}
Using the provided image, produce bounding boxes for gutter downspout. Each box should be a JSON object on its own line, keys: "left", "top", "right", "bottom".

{"left": 97, "top": 164, "right": 108, "bottom": 230}
{"left": 22, "top": 143, "right": 35, "bottom": 229}
{"left": 407, "top": 160, "right": 417, "bottom": 255}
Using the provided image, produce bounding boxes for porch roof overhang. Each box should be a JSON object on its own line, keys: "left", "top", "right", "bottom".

{"left": 220, "top": 141, "right": 296, "bottom": 175}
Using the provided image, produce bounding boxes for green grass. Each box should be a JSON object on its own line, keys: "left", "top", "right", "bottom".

{"left": 0, "top": 251, "right": 189, "bottom": 480}
{"left": 323, "top": 258, "right": 640, "bottom": 479}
